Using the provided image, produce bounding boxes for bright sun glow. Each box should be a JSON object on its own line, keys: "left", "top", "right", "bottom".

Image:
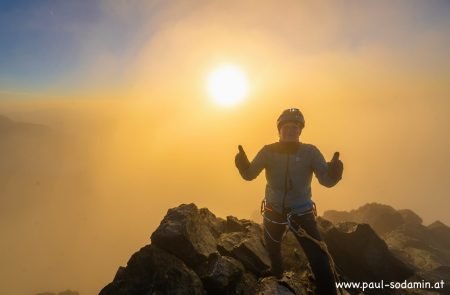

{"left": 207, "top": 64, "right": 249, "bottom": 107}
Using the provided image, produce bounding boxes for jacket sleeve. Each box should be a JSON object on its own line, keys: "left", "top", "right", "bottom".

{"left": 238, "top": 146, "right": 267, "bottom": 181}
{"left": 311, "top": 145, "right": 340, "bottom": 188}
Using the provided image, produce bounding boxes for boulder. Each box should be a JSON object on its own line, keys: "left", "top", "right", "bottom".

{"left": 99, "top": 244, "right": 204, "bottom": 295}
{"left": 196, "top": 252, "right": 245, "bottom": 294}
{"left": 150, "top": 203, "right": 224, "bottom": 268}
{"left": 224, "top": 216, "right": 253, "bottom": 233}
{"left": 217, "top": 223, "right": 271, "bottom": 276}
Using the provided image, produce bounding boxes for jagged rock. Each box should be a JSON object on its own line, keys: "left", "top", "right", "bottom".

{"left": 224, "top": 216, "right": 253, "bottom": 233}
{"left": 150, "top": 203, "right": 225, "bottom": 268}
{"left": 322, "top": 222, "right": 414, "bottom": 282}
{"left": 99, "top": 244, "right": 204, "bottom": 295}
{"left": 199, "top": 207, "right": 227, "bottom": 238}
{"left": 196, "top": 252, "right": 245, "bottom": 293}
{"left": 217, "top": 223, "right": 271, "bottom": 276}
{"left": 197, "top": 254, "right": 259, "bottom": 295}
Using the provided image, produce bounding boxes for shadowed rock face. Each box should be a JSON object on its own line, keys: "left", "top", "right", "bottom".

{"left": 321, "top": 222, "right": 414, "bottom": 282}
{"left": 100, "top": 203, "right": 436, "bottom": 295}
{"left": 217, "top": 222, "right": 271, "bottom": 276}
{"left": 324, "top": 203, "right": 450, "bottom": 285}
{"left": 101, "top": 245, "right": 204, "bottom": 295}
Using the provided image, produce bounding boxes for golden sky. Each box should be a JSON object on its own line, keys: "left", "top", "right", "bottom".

{"left": 1, "top": 1, "right": 450, "bottom": 294}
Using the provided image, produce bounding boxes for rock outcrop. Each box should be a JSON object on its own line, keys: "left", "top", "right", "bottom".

{"left": 100, "top": 203, "right": 432, "bottom": 294}
{"left": 100, "top": 245, "right": 204, "bottom": 294}
{"left": 324, "top": 203, "right": 450, "bottom": 293}
{"left": 321, "top": 221, "right": 413, "bottom": 282}
{"left": 324, "top": 203, "right": 405, "bottom": 235}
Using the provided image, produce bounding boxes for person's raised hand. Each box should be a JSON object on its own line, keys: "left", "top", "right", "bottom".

{"left": 235, "top": 145, "right": 250, "bottom": 171}
{"left": 328, "top": 151, "right": 343, "bottom": 180}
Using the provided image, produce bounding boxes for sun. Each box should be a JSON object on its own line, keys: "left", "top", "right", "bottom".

{"left": 207, "top": 64, "right": 249, "bottom": 107}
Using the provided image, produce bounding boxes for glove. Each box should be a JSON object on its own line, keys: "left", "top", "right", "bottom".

{"left": 327, "top": 152, "right": 343, "bottom": 180}
{"left": 235, "top": 145, "right": 250, "bottom": 171}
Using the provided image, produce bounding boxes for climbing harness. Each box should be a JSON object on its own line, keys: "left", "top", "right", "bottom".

{"left": 260, "top": 199, "right": 317, "bottom": 243}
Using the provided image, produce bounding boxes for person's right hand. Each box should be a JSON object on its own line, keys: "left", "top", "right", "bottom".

{"left": 235, "top": 145, "right": 250, "bottom": 171}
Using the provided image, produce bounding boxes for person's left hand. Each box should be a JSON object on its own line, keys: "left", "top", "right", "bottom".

{"left": 328, "top": 152, "right": 343, "bottom": 180}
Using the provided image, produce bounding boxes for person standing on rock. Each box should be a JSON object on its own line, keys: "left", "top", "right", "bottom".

{"left": 235, "top": 108, "right": 343, "bottom": 295}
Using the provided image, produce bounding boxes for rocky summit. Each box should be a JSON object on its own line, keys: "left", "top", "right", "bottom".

{"left": 100, "top": 203, "right": 448, "bottom": 294}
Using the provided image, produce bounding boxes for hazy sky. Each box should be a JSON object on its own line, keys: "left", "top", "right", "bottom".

{"left": 1, "top": 1, "right": 450, "bottom": 294}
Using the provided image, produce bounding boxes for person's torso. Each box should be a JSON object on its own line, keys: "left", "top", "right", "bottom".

{"left": 264, "top": 142, "right": 316, "bottom": 213}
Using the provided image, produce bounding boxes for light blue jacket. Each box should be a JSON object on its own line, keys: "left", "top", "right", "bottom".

{"left": 238, "top": 142, "right": 340, "bottom": 215}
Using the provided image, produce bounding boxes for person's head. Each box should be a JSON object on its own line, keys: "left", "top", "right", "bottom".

{"left": 277, "top": 108, "right": 305, "bottom": 142}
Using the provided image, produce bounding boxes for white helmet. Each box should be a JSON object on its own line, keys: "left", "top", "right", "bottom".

{"left": 277, "top": 108, "right": 305, "bottom": 130}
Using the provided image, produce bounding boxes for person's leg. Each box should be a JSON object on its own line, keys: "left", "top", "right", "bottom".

{"left": 289, "top": 213, "right": 337, "bottom": 295}
{"left": 263, "top": 210, "right": 286, "bottom": 278}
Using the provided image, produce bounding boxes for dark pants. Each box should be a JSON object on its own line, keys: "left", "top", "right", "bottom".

{"left": 263, "top": 210, "right": 337, "bottom": 295}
